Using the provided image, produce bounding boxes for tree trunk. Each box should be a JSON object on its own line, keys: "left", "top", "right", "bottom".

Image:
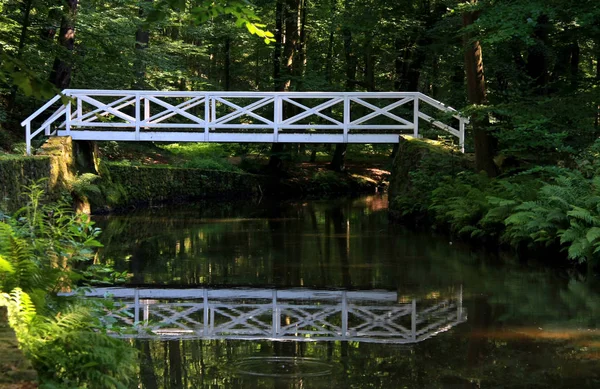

{"left": 223, "top": 37, "right": 231, "bottom": 90}
{"left": 569, "top": 40, "right": 580, "bottom": 89}
{"left": 269, "top": 0, "right": 304, "bottom": 172}
{"left": 526, "top": 14, "right": 550, "bottom": 93}
{"left": 596, "top": 46, "right": 600, "bottom": 128}
{"left": 330, "top": 11, "right": 356, "bottom": 173}
{"left": 364, "top": 33, "right": 376, "bottom": 92}
{"left": 134, "top": 1, "right": 151, "bottom": 88}
{"left": 463, "top": 4, "right": 498, "bottom": 177}
{"left": 49, "top": 0, "right": 78, "bottom": 89}
{"left": 268, "top": 0, "right": 286, "bottom": 172}
{"left": 273, "top": 0, "right": 283, "bottom": 92}
{"left": 6, "top": 0, "right": 34, "bottom": 141}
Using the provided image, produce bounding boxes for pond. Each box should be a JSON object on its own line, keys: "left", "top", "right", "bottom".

{"left": 94, "top": 195, "right": 600, "bottom": 389}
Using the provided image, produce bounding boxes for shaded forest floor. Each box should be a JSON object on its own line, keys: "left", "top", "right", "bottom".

{"left": 98, "top": 141, "right": 393, "bottom": 195}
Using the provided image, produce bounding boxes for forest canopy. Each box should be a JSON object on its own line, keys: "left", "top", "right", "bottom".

{"left": 0, "top": 0, "right": 599, "bottom": 172}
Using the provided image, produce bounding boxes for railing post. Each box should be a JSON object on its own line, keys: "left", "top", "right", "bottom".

{"left": 65, "top": 99, "right": 72, "bottom": 134}
{"left": 341, "top": 291, "right": 348, "bottom": 337}
{"left": 203, "top": 289, "right": 209, "bottom": 336}
{"left": 413, "top": 94, "right": 419, "bottom": 138}
{"left": 204, "top": 94, "right": 210, "bottom": 141}
{"left": 411, "top": 299, "right": 417, "bottom": 341}
{"left": 343, "top": 95, "right": 350, "bottom": 143}
{"left": 211, "top": 95, "right": 216, "bottom": 133}
{"left": 459, "top": 118, "right": 466, "bottom": 153}
{"left": 274, "top": 94, "right": 281, "bottom": 143}
{"left": 76, "top": 97, "right": 82, "bottom": 122}
{"left": 25, "top": 123, "right": 31, "bottom": 155}
{"left": 457, "top": 285, "right": 463, "bottom": 321}
{"left": 134, "top": 289, "right": 140, "bottom": 324}
{"left": 134, "top": 93, "right": 141, "bottom": 141}
{"left": 144, "top": 97, "right": 150, "bottom": 130}
{"left": 272, "top": 289, "right": 279, "bottom": 337}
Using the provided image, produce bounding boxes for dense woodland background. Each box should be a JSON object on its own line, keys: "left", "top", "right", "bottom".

{"left": 1, "top": 0, "right": 599, "bottom": 172}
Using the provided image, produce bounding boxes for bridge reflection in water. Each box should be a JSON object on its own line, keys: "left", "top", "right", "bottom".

{"left": 84, "top": 287, "right": 466, "bottom": 344}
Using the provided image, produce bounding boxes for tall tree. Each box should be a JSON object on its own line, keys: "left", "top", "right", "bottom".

{"left": 49, "top": 0, "right": 78, "bottom": 89}
{"left": 329, "top": 0, "right": 356, "bottom": 173}
{"left": 463, "top": 0, "right": 498, "bottom": 176}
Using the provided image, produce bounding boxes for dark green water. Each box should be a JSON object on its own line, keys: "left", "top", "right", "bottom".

{"left": 95, "top": 195, "right": 600, "bottom": 389}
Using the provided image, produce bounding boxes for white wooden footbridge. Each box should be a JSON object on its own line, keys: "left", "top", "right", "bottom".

{"left": 80, "top": 287, "right": 466, "bottom": 344}
{"left": 22, "top": 90, "right": 468, "bottom": 155}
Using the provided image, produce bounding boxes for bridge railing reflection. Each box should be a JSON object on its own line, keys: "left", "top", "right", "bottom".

{"left": 83, "top": 287, "right": 466, "bottom": 344}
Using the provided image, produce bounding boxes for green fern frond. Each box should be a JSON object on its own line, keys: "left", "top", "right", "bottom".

{"left": 0, "top": 254, "right": 14, "bottom": 274}
{"left": 70, "top": 173, "right": 102, "bottom": 199}
{"left": 567, "top": 206, "right": 599, "bottom": 225}
{"left": 586, "top": 227, "right": 600, "bottom": 243}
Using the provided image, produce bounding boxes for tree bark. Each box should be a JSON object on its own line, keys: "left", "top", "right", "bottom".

{"left": 268, "top": 0, "right": 286, "bottom": 172}
{"left": 273, "top": 0, "right": 284, "bottom": 92}
{"left": 134, "top": 1, "right": 151, "bottom": 88}
{"left": 6, "top": 0, "right": 34, "bottom": 141}
{"left": 330, "top": 10, "right": 356, "bottom": 173}
{"left": 463, "top": 4, "right": 498, "bottom": 177}
{"left": 526, "top": 14, "right": 550, "bottom": 93}
{"left": 49, "top": 0, "right": 78, "bottom": 89}
{"left": 596, "top": 45, "right": 600, "bottom": 128}
{"left": 223, "top": 37, "right": 231, "bottom": 91}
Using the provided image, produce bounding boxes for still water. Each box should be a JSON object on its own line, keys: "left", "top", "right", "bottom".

{"left": 95, "top": 196, "right": 600, "bottom": 388}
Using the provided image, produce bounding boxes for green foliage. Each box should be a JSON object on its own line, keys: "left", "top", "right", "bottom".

{"left": 389, "top": 139, "right": 470, "bottom": 220}
{"left": 312, "top": 170, "right": 350, "bottom": 193}
{"left": 25, "top": 303, "right": 137, "bottom": 389}
{"left": 407, "top": 161, "right": 600, "bottom": 263}
{"left": 182, "top": 157, "right": 242, "bottom": 172}
{"left": 504, "top": 172, "right": 600, "bottom": 263}
{"left": 69, "top": 173, "right": 102, "bottom": 201}
{"left": 0, "top": 182, "right": 137, "bottom": 388}
{"left": 0, "top": 156, "right": 52, "bottom": 214}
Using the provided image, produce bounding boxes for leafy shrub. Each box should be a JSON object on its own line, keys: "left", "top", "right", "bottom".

{"left": 419, "top": 164, "right": 600, "bottom": 264}
{"left": 312, "top": 170, "right": 350, "bottom": 192}
{"left": 0, "top": 181, "right": 136, "bottom": 388}
{"left": 182, "top": 157, "right": 242, "bottom": 172}
{"left": 503, "top": 172, "right": 600, "bottom": 263}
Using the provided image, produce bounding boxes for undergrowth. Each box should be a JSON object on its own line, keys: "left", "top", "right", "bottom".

{"left": 0, "top": 181, "right": 136, "bottom": 388}
{"left": 392, "top": 139, "right": 600, "bottom": 265}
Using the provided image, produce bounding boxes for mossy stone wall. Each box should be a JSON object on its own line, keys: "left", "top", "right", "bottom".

{"left": 0, "top": 137, "right": 91, "bottom": 213}
{"left": 388, "top": 137, "right": 472, "bottom": 220}
{"left": 96, "top": 163, "right": 268, "bottom": 211}
{"left": 0, "top": 156, "right": 52, "bottom": 213}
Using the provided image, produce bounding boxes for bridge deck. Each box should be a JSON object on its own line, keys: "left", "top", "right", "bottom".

{"left": 22, "top": 90, "right": 468, "bottom": 155}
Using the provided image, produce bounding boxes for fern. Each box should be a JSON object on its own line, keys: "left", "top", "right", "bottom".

{"left": 0, "top": 288, "right": 37, "bottom": 342}
{"left": 70, "top": 173, "right": 102, "bottom": 199}
{"left": 1, "top": 181, "right": 138, "bottom": 388}
{"left": 0, "top": 253, "right": 14, "bottom": 274}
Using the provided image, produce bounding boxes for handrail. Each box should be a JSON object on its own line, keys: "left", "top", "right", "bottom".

{"left": 20, "top": 94, "right": 62, "bottom": 126}
{"left": 22, "top": 90, "right": 469, "bottom": 155}
{"left": 69, "top": 287, "right": 466, "bottom": 343}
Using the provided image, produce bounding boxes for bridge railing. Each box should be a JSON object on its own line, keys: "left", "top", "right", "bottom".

{"left": 75, "top": 287, "right": 466, "bottom": 343}
{"left": 22, "top": 90, "right": 468, "bottom": 155}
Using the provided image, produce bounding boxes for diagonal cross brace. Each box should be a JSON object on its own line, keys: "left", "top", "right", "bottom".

{"left": 350, "top": 97, "right": 413, "bottom": 126}
{"left": 145, "top": 96, "right": 205, "bottom": 125}
{"left": 77, "top": 95, "right": 136, "bottom": 123}
{"left": 281, "top": 97, "right": 343, "bottom": 125}
{"left": 147, "top": 96, "right": 206, "bottom": 124}
{"left": 214, "top": 97, "right": 274, "bottom": 125}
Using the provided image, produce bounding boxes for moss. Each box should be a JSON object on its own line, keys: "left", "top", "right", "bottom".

{"left": 389, "top": 137, "right": 472, "bottom": 221}
{"left": 0, "top": 155, "right": 52, "bottom": 213}
{"left": 92, "top": 162, "right": 267, "bottom": 212}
